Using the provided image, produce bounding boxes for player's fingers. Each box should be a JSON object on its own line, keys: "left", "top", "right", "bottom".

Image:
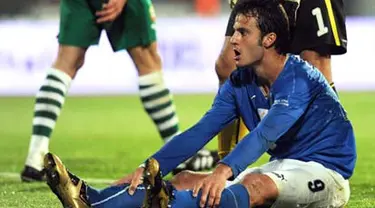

{"left": 128, "top": 172, "right": 142, "bottom": 195}
{"left": 192, "top": 181, "right": 203, "bottom": 197}
{"left": 96, "top": 7, "right": 116, "bottom": 18}
{"left": 206, "top": 186, "right": 216, "bottom": 207}
{"left": 199, "top": 184, "right": 210, "bottom": 208}
{"left": 96, "top": 13, "right": 117, "bottom": 23}
{"left": 213, "top": 186, "right": 224, "bottom": 207}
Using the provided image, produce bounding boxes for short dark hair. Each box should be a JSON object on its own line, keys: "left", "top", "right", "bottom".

{"left": 233, "top": 0, "right": 290, "bottom": 54}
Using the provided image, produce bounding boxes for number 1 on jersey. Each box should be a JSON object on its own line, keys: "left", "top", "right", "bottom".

{"left": 312, "top": 7, "right": 328, "bottom": 37}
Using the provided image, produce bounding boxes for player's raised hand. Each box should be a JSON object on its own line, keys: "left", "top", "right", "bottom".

{"left": 112, "top": 167, "right": 144, "bottom": 195}
{"left": 192, "top": 164, "right": 233, "bottom": 207}
{"left": 96, "top": 0, "right": 127, "bottom": 23}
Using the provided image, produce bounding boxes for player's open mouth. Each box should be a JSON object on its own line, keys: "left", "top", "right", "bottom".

{"left": 234, "top": 49, "right": 241, "bottom": 61}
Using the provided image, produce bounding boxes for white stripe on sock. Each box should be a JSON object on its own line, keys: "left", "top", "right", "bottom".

{"left": 164, "top": 131, "right": 181, "bottom": 143}
{"left": 36, "top": 91, "right": 65, "bottom": 105}
{"left": 138, "top": 71, "right": 163, "bottom": 85}
{"left": 139, "top": 84, "right": 166, "bottom": 97}
{"left": 91, "top": 186, "right": 145, "bottom": 206}
{"left": 158, "top": 116, "right": 179, "bottom": 131}
{"left": 150, "top": 105, "right": 175, "bottom": 119}
{"left": 143, "top": 95, "right": 171, "bottom": 109}
{"left": 32, "top": 117, "right": 56, "bottom": 129}
{"left": 34, "top": 103, "right": 61, "bottom": 116}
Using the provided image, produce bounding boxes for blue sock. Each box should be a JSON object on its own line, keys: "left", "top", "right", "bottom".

{"left": 86, "top": 183, "right": 145, "bottom": 208}
{"left": 220, "top": 184, "right": 250, "bottom": 208}
{"left": 171, "top": 184, "right": 250, "bottom": 208}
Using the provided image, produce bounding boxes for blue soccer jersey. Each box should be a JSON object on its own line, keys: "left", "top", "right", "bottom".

{"left": 151, "top": 55, "right": 356, "bottom": 179}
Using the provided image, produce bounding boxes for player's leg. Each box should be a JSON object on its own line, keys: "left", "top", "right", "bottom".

{"left": 170, "top": 159, "right": 350, "bottom": 207}
{"left": 21, "top": 0, "right": 101, "bottom": 182}
{"left": 44, "top": 154, "right": 206, "bottom": 208}
{"left": 172, "top": 159, "right": 350, "bottom": 207}
{"left": 128, "top": 42, "right": 181, "bottom": 143}
{"left": 288, "top": 0, "right": 347, "bottom": 93}
{"left": 171, "top": 183, "right": 251, "bottom": 207}
{"left": 44, "top": 152, "right": 147, "bottom": 208}
{"left": 300, "top": 50, "right": 332, "bottom": 83}
{"left": 107, "top": 0, "right": 179, "bottom": 143}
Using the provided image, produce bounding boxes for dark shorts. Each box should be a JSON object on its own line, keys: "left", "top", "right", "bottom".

{"left": 225, "top": 0, "right": 347, "bottom": 55}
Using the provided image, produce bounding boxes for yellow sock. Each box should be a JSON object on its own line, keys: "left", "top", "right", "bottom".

{"left": 218, "top": 117, "right": 250, "bottom": 159}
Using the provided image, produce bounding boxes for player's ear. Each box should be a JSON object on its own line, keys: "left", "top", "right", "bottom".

{"left": 263, "top": 32, "right": 277, "bottom": 49}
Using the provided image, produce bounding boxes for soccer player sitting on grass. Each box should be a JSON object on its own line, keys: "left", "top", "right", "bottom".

{"left": 43, "top": 0, "right": 356, "bottom": 207}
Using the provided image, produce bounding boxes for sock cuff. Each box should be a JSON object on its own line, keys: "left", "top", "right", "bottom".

{"left": 226, "top": 184, "right": 250, "bottom": 208}
{"left": 138, "top": 71, "right": 164, "bottom": 85}
{"left": 48, "top": 68, "right": 72, "bottom": 86}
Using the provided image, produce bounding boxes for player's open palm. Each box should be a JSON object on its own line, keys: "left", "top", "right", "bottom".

{"left": 112, "top": 167, "right": 144, "bottom": 195}
{"left": 96, "top": 0, "right": 127, "bottom": 23}
{"left": 192, "top": 172, "right": 227, "bottom": 208}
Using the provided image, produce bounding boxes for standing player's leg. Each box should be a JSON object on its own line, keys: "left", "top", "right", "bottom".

{"left": 106, "top": 0, "right": 218, "bottom": 173}
{"left": 128, "top": 42, "right": 180, "bottom": 143}
{"left": 215, "top": 4, "right": 249, "bottom": 160}
{"left": 20, "top": 0, "right": 102, "bottom": 182}
{"left": 288, "top": 0, "right": 347, "bottom": 93}
{"left": 108, "top": 0, "right": 179, "bottom": 143}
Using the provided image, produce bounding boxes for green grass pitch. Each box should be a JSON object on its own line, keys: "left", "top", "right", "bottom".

{"left": 0, "top": 93, "right": 374, "bottom": 207}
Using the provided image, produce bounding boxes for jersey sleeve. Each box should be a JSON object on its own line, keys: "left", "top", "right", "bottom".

{"left": 220, "top": 69, "right": 316, "bottom": 178}
{"left": 151, "top": 80, "right": 238, "bottom": 176}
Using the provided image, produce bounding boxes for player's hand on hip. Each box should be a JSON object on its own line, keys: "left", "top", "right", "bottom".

{"left": 193, "top": 164, "right": 232, "bottom": 207}
{"left": 96, "top": 0, "right": 127, "bottom": 23}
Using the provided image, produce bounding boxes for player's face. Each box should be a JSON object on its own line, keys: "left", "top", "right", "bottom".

{"left": 230, "top": 14, "right": 264, "bottom": 67}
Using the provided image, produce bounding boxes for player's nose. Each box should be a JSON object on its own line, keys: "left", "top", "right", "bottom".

{"left": 230, "top": 32, "right": 239, "bottom": 45}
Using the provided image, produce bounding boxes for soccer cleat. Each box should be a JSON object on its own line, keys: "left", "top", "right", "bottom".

{"left": 142, "top": 158, "right": 172, "bottom": 208}
{"left": 20, "top": 165, "right": 46, "bottom": 182}
{"left": 172, "top": 149, "right": 220, "bottom": 175}
{"left": 44, "top": 153, "right": 90, "bottom": 208}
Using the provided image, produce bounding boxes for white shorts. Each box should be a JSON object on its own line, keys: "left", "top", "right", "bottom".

{"left": 226, "top": 159, "right": 350, "bottom": 208}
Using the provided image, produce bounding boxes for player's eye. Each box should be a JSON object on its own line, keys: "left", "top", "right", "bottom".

{"left": 237, "top": 28, "right": 247, "bottom": 36}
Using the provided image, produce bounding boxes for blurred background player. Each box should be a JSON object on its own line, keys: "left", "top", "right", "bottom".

{"left": 21, "top": 0, "right": 218, "bottom": 182}
{"left": 217, "top": 0, "right": 348, "bottom": 159}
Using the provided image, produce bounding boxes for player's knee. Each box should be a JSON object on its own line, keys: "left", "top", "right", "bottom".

{"left": 128, "top": 42, "right": 161, "bottom": 75}
{"left": 171, "top": 170, "right": 210, "bottom": 190}
{"left": 240, "top": 174, "right": 279, "bottom": 207}
{"left": 170, "top": 170, "right": 196, "bottom": 190}
{"left": 215, "top": 55, "right": 234, "bottom": 85}
{"left": 53, "top": 45, "right": 87, "bottom": 78}
{"left": 147, "top": 42, "right": 162, "bottom": 64}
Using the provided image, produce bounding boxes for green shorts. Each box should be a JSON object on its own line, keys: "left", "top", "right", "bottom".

{"left": 58, "top": 0, "right": 157, "bottom": 51}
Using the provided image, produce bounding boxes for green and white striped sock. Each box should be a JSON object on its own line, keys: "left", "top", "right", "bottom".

{"left": 25, "top": 68, "right": 71, "bottom": 170}
{"left": 139, "top": 71, "right": 180, "bottom": 142}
